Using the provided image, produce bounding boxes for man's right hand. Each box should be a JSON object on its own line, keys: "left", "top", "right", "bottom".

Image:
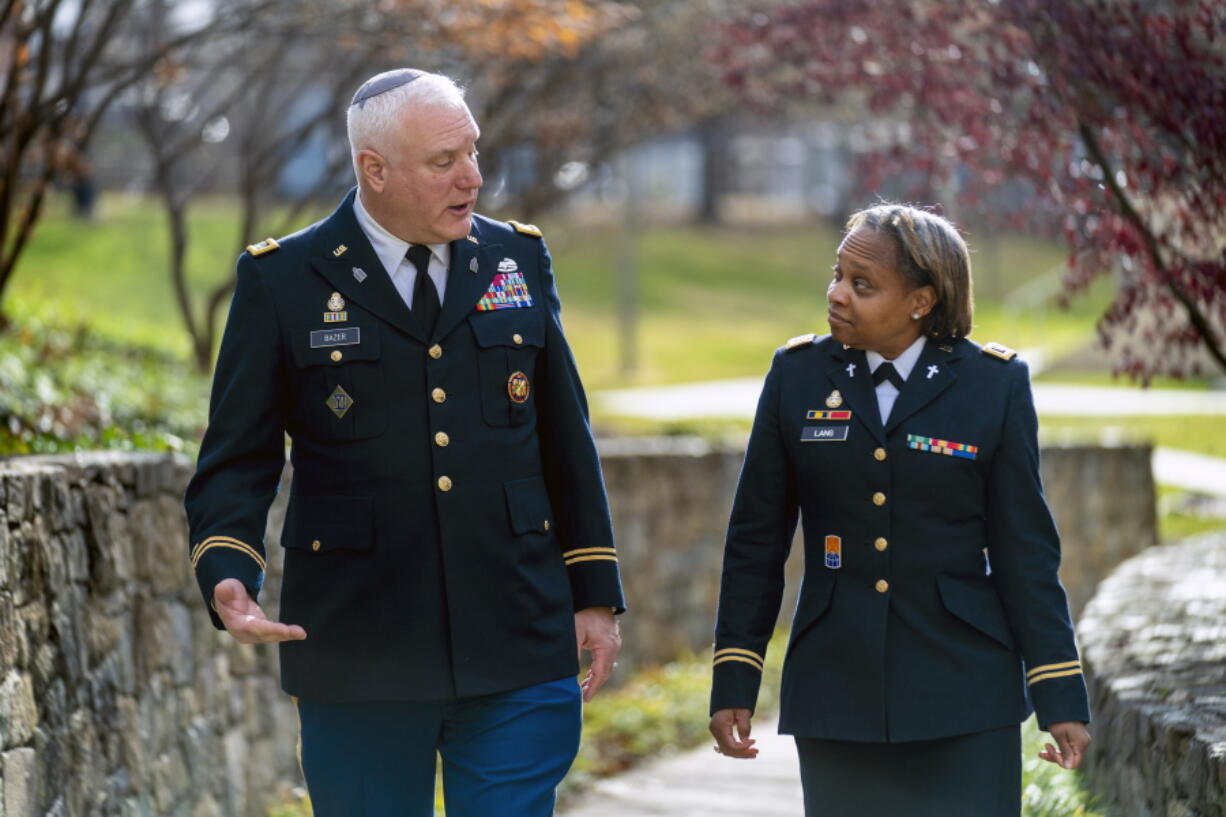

{"left": 213, "top": 578, "right": 307, "bottom": 644}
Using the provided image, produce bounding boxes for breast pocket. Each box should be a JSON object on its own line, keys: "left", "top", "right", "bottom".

{"left": 468, "top": 311, "right": 545, "bottom": 427}
{"left": 288, "top": 325, "right": 387, "bottom": 441}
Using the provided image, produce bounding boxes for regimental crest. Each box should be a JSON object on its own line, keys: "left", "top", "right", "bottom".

{"left": 824, "top": 535, "right": 842, "bottom": 569}
{"left": 507, "top": 371, "right": 530, "bottom": 404}
{"left": 327, "top": 384, "right": 354, "bottom": 419}
{"left": 476, "top": 271, "right": 534, "bottom": 311}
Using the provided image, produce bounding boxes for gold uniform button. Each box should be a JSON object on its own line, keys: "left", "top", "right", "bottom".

{"left": 432, "top": 388, "right": 447, "bottom": 404}
{"left": 875, "top": 537, "right": 888, "bottom": 552}
{"left": 874, "top": 447, "right": 887, "bottom": 461}
{"left": 512, "top": 333, "right": 523, "bottom": 345}
{"left": 330, "top": 350, "right": 343, "bottom": 362}
{"left": 876, "top": 579, "right": 889, "bottom": 593}
{"left": 434, "top": 431, "right": 450, "bottom": 447}
{"left": 543, "top": 520, "right": 551, "bottom": 531}
{"left": 311, "top": 540, "right": 322, "bottom": 552}
{"left": 428, "top": 344, "right": 443, "bottom": 359}
{"left": 437, "top": 476, "right": 453, "bottom": 492}
{"left": 872, "top": 492, "right": 886, "bottom": 506}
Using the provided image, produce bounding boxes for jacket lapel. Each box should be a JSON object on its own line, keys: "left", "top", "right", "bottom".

{"left": 827, "top": 345, "right": 885, "bottom": 446}
{"left": 308, "top": 189, "right": 425, "bottom": 343}
{"left": 434, "top": 221, "right": 502, "bottom": 341}
{"left": 883, "top": 340, "right": 962, "bottom": 435}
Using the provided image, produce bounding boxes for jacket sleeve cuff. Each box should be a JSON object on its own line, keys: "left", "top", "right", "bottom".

{"left": 191, "top": 536, "right": 267, "bottom": 630}
{"left": 710, "top": 647, "right": 766, "bottom": 715}
{"left": 563, "top": 547, "right": 626, "bottom": 613}
{"left": 1027, "top": 660, "right": 1092, "bottom": 728}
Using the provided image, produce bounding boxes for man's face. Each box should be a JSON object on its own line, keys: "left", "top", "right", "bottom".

{"left": 368, "top": 101, "right": 483, "bottom": 244}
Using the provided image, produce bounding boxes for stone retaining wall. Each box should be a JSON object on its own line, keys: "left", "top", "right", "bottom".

{"left": 1079, "top": 531, "right": 1226, "bottom": 817}
{"left": 0, "top": 441, "right": 1157, "bottom": 816}
{"left": 0, "top": 453, "right": 296, "bottom": 817}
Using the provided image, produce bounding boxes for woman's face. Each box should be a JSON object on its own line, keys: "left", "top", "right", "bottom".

{"left": 826, "top": 227, "right": 933, "bottom": 358}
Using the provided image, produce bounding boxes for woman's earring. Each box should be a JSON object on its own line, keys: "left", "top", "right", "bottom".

{"left": 911, "top": 312, "right": 921, "bottom": 320}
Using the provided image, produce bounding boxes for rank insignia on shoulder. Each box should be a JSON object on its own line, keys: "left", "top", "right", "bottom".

{"left": 508, "top": 220, "right": 543, "bottom": 237}
{"left": 247, "top": 237, "right": 279, "bottom": 256}
{"left": 785, "top": 333, "right": 816, "bottom": 350}
{"left": 982, "top": 341, "right": 1017, "bottom": 361}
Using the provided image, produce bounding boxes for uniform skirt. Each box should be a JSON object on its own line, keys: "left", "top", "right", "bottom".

{"left": 795, "top": 724, "right": 1021, "bottom": 817}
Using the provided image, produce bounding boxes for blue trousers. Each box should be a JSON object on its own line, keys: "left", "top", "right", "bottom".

{"left": 297, "top": 676, "right": 582, "bottom": 817}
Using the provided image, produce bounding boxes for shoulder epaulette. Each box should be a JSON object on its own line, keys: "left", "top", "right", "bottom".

{"left": 246, "top": 237, "right": 280, "bottom": 257}
{"left": 982, "top": 341, "right": 1017, "bottom": 361}
{"left": 508, "top": 220, "right": 543, "bottom": 237}
{"left": 785, "top": 333, "right": 816, "bottom": 351}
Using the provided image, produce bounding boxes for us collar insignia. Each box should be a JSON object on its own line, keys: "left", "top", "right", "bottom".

{"left": 825, "top": 389, "right": 843, "bottom": 408}
{"left": 332, "top": 244, "right": 348, "bottom": 257}
{"left": 467, "top": 235, "right": 479, "bottom": 244}
{"left": 324, "top": 291, "right": 348, "bottom": 323}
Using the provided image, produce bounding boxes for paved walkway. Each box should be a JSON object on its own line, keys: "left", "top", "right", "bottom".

{"left": 561, "top": 721, "right": 803, "bottom": 817}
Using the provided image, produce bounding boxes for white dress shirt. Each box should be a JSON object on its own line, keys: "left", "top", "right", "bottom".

{"left": 352, "top": 192, "right": 450, "bottom": 308}
{"left": 866, "top": 335, "right": 927, "bottom": 424}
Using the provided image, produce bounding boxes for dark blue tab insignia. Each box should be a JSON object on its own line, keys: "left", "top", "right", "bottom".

{"left": 801, "top": 425, "right": 849, "bottom": 442}
{"left": 310, "top": 327, "right": 361, "bottom": 348}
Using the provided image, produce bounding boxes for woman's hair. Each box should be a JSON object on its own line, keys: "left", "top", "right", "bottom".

{"left": 845, "top": 204, "right": 974, "bottom": 339}
{"left": 346, "top": 70, "right": 468, "bottom": 180}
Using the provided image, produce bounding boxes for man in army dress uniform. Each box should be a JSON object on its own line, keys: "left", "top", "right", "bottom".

{"left": 184, "top": 69, "right": 625, "bottom": 817}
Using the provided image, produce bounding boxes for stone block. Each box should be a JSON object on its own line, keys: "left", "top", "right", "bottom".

{"left": 2, "top": 747, "right": 36, "bottom": 817}
{"left": 0, "top": 672, "right": 37, "bottom": 749}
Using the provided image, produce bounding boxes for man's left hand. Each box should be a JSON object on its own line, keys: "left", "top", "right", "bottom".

{"left": 575, "top": 607, "right": 621, "bottom": 702}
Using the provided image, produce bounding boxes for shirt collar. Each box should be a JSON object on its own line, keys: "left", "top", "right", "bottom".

{"left": 352, "top": 191, "right": 450, "bottom": 276}
{"left": 866, "top": 335, "right": 927, "bottom": 381}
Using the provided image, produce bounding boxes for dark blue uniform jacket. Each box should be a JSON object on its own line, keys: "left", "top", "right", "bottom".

{"left": 711, "top": 334, "right": 1090, "bottom": 742}
{"left": 186, "top": 189, "right": 624, "bottom": 701}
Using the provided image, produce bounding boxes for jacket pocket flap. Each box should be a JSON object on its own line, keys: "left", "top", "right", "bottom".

{"left": 503, "top": 476, "right": 553, "bottom": 535}
{"left": 469, "top": 312, "right": 545, "bottom": 349}
{"left": 937, "top": 573, "right": 1014, "bottom": 648}
{"left": 292, "top": 325, "right": 381, "bottom": 368}
{"left": 283, "top": 495, "right": 373, "bottom": 552}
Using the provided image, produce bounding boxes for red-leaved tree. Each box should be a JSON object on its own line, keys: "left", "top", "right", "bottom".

{"left": 713, "top": 0, "right": 1226, "bottom": 379}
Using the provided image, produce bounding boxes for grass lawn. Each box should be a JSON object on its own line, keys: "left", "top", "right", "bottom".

{"left": 7, "top": 194, "right": 1109, "bottom": 390}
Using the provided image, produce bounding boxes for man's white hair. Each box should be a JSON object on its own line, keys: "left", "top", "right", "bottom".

{"left": 346, "top": 70, "right": 468, "bottom": 181}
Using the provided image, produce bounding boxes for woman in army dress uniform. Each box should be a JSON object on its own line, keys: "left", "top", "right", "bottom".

{"left": 708, "top": 204, "right": 1091, "bottom": 816}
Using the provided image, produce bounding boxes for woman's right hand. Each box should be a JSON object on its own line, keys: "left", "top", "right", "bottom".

{"left": 710, "top": 708, "right": 759, "bottom": 759}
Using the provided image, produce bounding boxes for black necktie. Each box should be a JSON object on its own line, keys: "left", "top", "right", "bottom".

{"left": 407, "top": 244, "right": 440, "bottom": 336}
{"left": 872, "top": 361, "right": 906, "bottom": 390}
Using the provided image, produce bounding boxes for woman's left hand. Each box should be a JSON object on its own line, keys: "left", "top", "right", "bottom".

{"left": 1039, "top": 721, "right": 1092, "bottom": 769}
